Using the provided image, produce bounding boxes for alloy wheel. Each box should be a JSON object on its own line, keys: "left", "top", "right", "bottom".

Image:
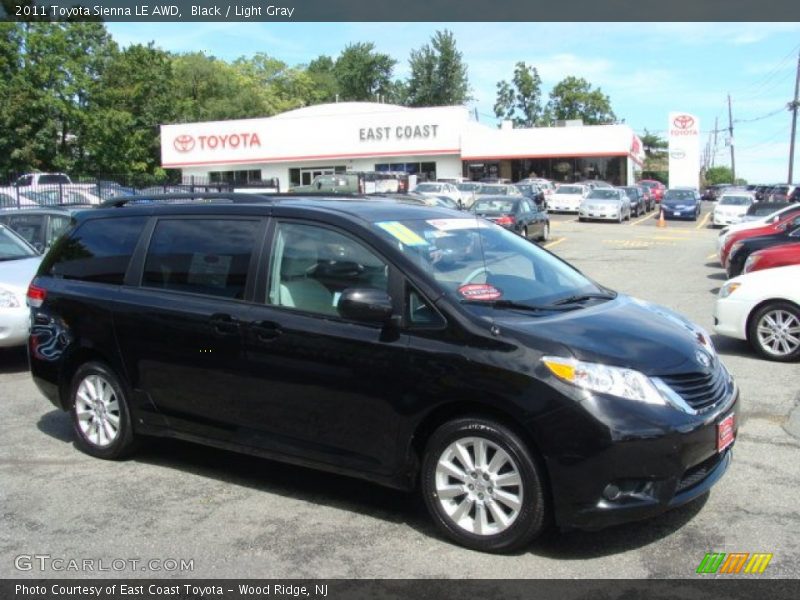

{"left": 434, "top": 436, "right": 523, "bottom": 536}
{"left": 756, "top": 309, "right": 800, "bottom": 358}
{"left": 75, "top": 374, "right": 121, "bottom": 447}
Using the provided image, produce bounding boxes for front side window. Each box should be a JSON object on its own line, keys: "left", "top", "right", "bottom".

{"left": 42, "top": 216, "right": 146, "bottom": 284}
{"left": 268, "top": 222, "right": 388, "bottom": 317}
{"left": 143, "top": 219, "right": 260, "bottom": 299}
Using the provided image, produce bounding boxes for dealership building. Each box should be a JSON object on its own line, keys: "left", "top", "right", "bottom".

{"left": 161, "top": 102, "right": 644, "bottom": 189}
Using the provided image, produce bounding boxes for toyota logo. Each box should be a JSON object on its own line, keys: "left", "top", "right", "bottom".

{"left": 173, "top": 135, "right": 195, "bottom": 153}
{"left": 673, "top": 115, "right": 695, "bottom": 130}
{"left": 696, "top": 350, "right": 711, "bottom": 369}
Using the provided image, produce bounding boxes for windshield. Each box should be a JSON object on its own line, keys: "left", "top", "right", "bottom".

{"left": 664, "top": 190, "right": 695, "bottom": 201}
{"left": 416, "top": 184, "right": 443, "bottom": 193}
{"left": 477, "top": 185, "right": 509, "bottom": 195}
{"left": 373, "top": 218, "right": 602, "bottom": 310}
{"left": 556, "top": 186, "right": 583, "bottom": 195}
{"left": 719, "top": 196, "right": 752, "bottom": 206}
{"left": 587, "top": 189, "right": 618, "bottom": 200}
{"left": 473, "top": 198, "right": 518, "bottom": 213}
{"left": 0, "top": 226, "right": 39, "bottom": 260}
{"left": 456, "top": 183, "right": 480, "bottom": 191}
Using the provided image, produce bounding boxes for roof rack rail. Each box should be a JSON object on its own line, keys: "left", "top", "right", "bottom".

{"left": 100, "top": 192, "right": 275, "bottom": 208}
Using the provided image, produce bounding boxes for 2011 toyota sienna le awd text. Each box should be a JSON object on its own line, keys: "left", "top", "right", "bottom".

{"left": 27, "top": 194, "right": 738, "bottom": 553}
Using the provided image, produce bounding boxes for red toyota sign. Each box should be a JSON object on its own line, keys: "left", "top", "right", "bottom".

{"left": 173, "top": 135, "right": 195, "bottom": 153}
{"left": 673, "top": 115, "right": 695, "bottom": 130}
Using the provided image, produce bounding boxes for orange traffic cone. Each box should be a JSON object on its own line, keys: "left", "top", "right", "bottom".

{"left": 657, "top": 207, "right": 666, "bottom": 228}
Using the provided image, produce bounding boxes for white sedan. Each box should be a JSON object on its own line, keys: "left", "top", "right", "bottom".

{"left": 714, "top": 265, "right": 800, "bottom": 361}
{"left": 413, "top": 182, "right": 463, "bottom": 207}
{"left": 712, "top": 193, "right": 755, "bottom": 227}
{"left": 548, "top": 184, "right": 588, "bottom": 213}
{"left": 0, "top": 225, "right": 42, "bottom": 348}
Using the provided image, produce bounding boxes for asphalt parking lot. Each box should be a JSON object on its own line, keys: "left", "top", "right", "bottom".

{"left": 1, "top": 201, "right": 798, "bottom": 579}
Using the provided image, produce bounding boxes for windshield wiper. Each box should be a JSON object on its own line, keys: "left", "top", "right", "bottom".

{"left": 461, "top": 299, "right": 580, "bottom": 312}
{"left": 550, "top": 292, "right": 617, "bottom": 306}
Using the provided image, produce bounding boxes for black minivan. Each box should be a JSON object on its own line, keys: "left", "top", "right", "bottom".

{"left": 27, "top": 194, "right": 738, "bottom": 553}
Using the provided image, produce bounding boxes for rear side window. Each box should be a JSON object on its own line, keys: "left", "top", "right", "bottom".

{"left": 143, "top": 219, "right": 260, "bottom": 299}
{"left": 43, "top": 216, "right": 145, "bottom": 284}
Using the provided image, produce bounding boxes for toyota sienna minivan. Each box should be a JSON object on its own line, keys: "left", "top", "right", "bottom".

{"left": 27, "top": 194, "right": 738, "bottom": 553}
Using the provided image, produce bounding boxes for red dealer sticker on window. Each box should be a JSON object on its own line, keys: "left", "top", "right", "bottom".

{"left": 458, "top": 284, "right": 502, "bottom": 301}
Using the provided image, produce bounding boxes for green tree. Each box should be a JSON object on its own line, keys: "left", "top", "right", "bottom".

{"left": 704, "top": 166, "right": 735, "bottom": 185}
{"left": 85, "top": 43, "right": 175, "bottom": 177}
{"left": 333, "top": 42, "right": 395, "bottom": 102}
{"left": 170, "top": 52, "right": 271, "bottom": 122}
{"left": 405, "top": 30, "right": 470, "bottom": 107}
{"left": 493, "top": 62, "right": 543, "bottom": 127}
{"left": 545, "top": 76, "right": 616, "bottom": 125}
{"left": 306, "top": 55, "right": 339, "bottom": 103}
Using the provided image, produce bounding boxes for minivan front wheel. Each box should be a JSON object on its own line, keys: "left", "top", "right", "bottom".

{"left": 421, "top": 417, "right": 547, "bottom": 552}
{"left": 70, "top": 362, "right": 137, "bottom": 459}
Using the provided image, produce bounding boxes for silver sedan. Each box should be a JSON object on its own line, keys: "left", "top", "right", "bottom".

{"left": 0, "top": 225, "right": 42, "bottom": 348}
{"left": 578, "top": 188, "right": 632, "bottom": 223}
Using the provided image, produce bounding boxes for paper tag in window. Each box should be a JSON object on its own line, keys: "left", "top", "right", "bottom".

{"left": 458, "top": 284, "right": 502, "bottom": 301}
{"left": 376, "top": 221, "right": 428, "bottom": 246}
{"left": 427, "top": 218, "right": 489, "bottom": 231}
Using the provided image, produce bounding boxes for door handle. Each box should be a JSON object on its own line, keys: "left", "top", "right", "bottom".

{"left": 209, "top": 313, "right": 240, "bottom": 335}
{"left": 251, "top": 320, "right": 282, "bottom": 341}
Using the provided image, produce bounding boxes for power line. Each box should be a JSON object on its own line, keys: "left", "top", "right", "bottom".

{"left": 734, "top": 106, "right": 787, "bottom": 124}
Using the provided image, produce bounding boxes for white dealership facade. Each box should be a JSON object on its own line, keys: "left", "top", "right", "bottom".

{"left": 161, "top": 102, "right": 644, "bottom": 189}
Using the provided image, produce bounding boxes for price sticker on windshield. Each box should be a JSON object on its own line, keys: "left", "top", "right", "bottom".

{"left": 458, "top": 284, "right": 502, "bottom": 301}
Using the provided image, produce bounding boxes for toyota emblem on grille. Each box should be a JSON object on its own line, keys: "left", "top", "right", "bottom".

{"left": 696, "top": 350, "right": 711, "bottom": 368}
{"left": 173, "top": 134, "right": 195, "bottom": 153}
{"left": 673, "top": 115, "right": 695, "bottom": 130}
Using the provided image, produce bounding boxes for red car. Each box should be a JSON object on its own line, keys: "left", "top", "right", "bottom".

{"left": 639, "top": 179, "right": 665, "bottom": 203}
{"left": 720, "top": 209, "right": 800, "bottom": 268}
{"left": 743, "top": 242, "right": 800, "bottom": 274}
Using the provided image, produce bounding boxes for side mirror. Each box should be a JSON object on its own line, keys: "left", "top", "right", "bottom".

{"left": 338, "top": 288, "right": 393, "bottom": 323}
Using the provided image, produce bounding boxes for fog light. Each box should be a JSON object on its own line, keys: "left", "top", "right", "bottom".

{"left": 603, "top": 484, "right": 621, "bottom": 501}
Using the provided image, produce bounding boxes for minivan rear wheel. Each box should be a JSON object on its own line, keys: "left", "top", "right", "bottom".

{"left": 421, "top": 417, "right": 547, "bottom": 553}
{"left": 69, "top": 362, "right": 137, "bottom": 459}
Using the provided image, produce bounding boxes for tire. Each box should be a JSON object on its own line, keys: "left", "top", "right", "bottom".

{"left": 420, "top": 416, "right": 548, "bottom": 553}
{"left": 747, "top": 301, "right": 800, "bottom": 362}
{"left": 69, "top": 361, "right": 137, "bottom": 459}
{"left": 539, "top": 222, "right": 550, "bottom": 242}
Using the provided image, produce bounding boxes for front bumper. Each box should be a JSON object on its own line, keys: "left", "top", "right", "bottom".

{"left": 579, "top": 208, "right": 619, "bottom": 221}
{"left": 542, "top": 384, "right": 739, "bottom": 531}
{"left": 714, "top": 214, "right": 742, "bottom": 226}
{"left": 714, "top": 296, "right": 749, "bottom": 341}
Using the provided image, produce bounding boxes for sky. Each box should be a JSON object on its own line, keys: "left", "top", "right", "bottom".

{"left": 105, "top": 22, "right": 800, "bottom": 184}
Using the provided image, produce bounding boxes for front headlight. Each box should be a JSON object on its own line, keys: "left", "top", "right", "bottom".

{"left": 743, "top": 254, "right": 760, "bottom": 273}
{"left": 542, "top": 356, "right": 666, "bottom": 405}
{"left": 719, "top": 282, "right": 741, "bottom": 298}
{"left": 0, "top": 288, "right": 21, "bottom": 308}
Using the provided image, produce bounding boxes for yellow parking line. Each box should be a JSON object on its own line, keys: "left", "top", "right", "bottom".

{"left": 629, "top": 213, "right": 653, "bottom": 226}
{"left": 696, "top": 212, "right": 711, "bottom": 229}
{"left": 706, "top": 252, "right": 718, "bottom": 260}
{"left": 544, "top": 237, "right": 566, "bottom": 249}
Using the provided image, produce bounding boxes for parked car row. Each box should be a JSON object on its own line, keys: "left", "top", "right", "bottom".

{"left": 712, "top": 202, "right": 800, "bottom": 361}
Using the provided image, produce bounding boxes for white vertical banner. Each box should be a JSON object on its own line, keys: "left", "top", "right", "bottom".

{"left": 668, "top": 112, "right": 700, "bottom": 188}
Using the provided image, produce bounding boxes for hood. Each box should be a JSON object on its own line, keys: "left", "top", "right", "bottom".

{"left": 585, "top": 198, "right": 621, "bottom": 205}
{"left": 491, "top": 295, "right": 712, "bottom": 375}
{"left": 0, "top": 256, "right": 42, "bottom": 294}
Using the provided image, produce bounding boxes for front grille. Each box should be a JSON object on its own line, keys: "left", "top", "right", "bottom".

{"left": 676, "top": 453, "right": 723, "bottom": 493}
{"left": 658, "top": 365, "right": 729, "bottom": 411}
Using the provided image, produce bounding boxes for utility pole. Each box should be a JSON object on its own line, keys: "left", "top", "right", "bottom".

{"left": 712, "top": 117, "right": 718, "bottom": 168}
{"left": 788, "top": 50, "right": 800, "bottom": 184}
{"left": 727, "top": 95, "right": 735, "bottom": 181}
